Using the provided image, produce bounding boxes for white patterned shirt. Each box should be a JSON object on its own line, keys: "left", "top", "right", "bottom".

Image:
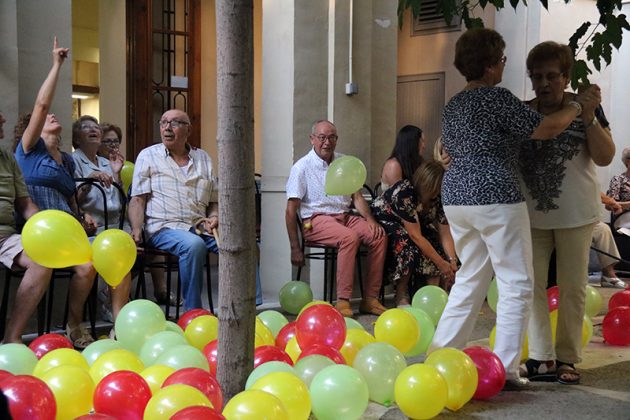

{"left": 286, "top": 149, "right": 351, "bottom": 219}
{"left": 132, "top": 143, "right": 215, "bottom": 237}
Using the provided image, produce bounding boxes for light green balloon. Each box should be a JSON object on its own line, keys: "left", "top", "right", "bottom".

{"left": 487, "top": 276, "right": 498, "bottom": 313}
{"left": 82, "top": 339, "right": 123, "bottom": 366}
{"left": 115, "top": 299, "right": 166, "bottom": 354}
{"left": 164, "top": 320, "right": 185, "bottom": 336}
{"left": 139, "top": 331, "right": 188, "bottom": 366}
{"left": 279, "top": 281, "right": 313, "bottom": 315}
{"left": 245, "top": 361, "right": 295, "bottom": 389}
{"left": 402, "top": 307, "right": 435, "bottom": 357}
{"left": 0, "top": 343, "right": 38, "bottom": 375}
{"left": 344, "top": 317, "right": 365, "bottom": 331}
{"left": 310, "top": 364, "right": 369, "bottom": 420}
{"left": 411, "top": 285, "right": 449, "bottom": 326}
{"left": 257, "top": 311, "right": 289, "bottom": 337}
{"left": 293, "top": 355, "right": 335, "bottom": 387}
{"left": 325, "top": 155, "right": 367, "bottom": 196}
{"left": 155, "top": 344, "right": 209, "bottom": 371}
{"left": 352, "top": 342, "right": 407, "bottom": 407}
{"left": 585, "top": 284, "right": 603, "bottom": 318}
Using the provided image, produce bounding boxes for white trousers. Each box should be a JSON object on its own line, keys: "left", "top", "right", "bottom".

{"left": 429, "top": 202, "right": 533, "bottom": 380}
{"left": 592, "top": 221, "right": 620, "bottom": 269}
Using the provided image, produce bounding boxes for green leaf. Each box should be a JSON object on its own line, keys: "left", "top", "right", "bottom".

{"left": 509, "top": 0, "right": 520, "bottom": 10}
{"left": 570, "top": 60, "right": 592, "bottom": 90}
{"left": 568, "top": 22, "right": 591, "bottom": 54}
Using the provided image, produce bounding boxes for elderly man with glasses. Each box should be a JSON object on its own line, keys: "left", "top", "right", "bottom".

{"left": 285, "top": 119, "right": 388, "bottom": 317}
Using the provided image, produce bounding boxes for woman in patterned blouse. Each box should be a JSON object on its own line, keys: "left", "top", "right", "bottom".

{"left": 608, "top": 147, "right": 630, "bottom": 229}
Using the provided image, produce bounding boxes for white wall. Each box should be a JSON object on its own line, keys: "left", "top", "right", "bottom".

{"left": 0, "top": 0, "right": 19, "bottom": 146}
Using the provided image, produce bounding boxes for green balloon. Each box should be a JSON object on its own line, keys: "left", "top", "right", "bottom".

{"left": 82, "top": 339, "right": 123, "bottom": 366}
{"left": 487, "top": 276, "right": 498, "bottom": 313}
{"left": 279, "top": 281, "right": 313, "bottom": 315}
{"left": 0, "top": 343, "right": 38, "bottom": 375}
{"left": 310, "top": 364, "right": 369, "bottom": 420}
{"left": 120, "top": 161, "right": 135, "bottom": 195}
{"left": 139, "top": 331, "right": 188, "bottom": 366}
{"left": 352, "top": 342, "right": 407, "bottom": 407}
{"left": 585, "top": 284, "right": 603, "bottom": 318}
{"left": 257, "top": 311, "right": 289, "bottom": 337}
{"left": 402, "top": 307, "right": 435, "bottom": 357}
{"left": 155, "top": 344, "right": 209, "bottom": 371}
{"left": 344, "top": 317, "right": 365, "bottom": 331}
{"left": 164, "top": 320, "right": 185, "bottom": 336}
{"left": 411, "top": 285, "right": 449, "bottom": 326}
{"left": 325, "top": 155, "right": 367, "bottom": 196}
{"left": 293, "top": 355, "right": 335, "bottom": 387}
{"left": 245, "top": 361, "right": 295, "bottom": 389}
{"left": 115, "top": 299, "right": 166, "bottom": 354}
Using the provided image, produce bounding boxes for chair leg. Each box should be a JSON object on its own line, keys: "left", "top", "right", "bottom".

{"left": 46, "top": 277, "right": 56, "bottom": 334}
{"left": 206, "top": 254, "right": 214, "bottom": 314}
{"left": 87, "top": 279, "right": 98, "bottom": 339}
{"left": 165, "top": 256, "right": 173, "bottom": 319}
{"left": 356, "top": 253, "right": 364, "bottom": 298}
{"left": 0, "top": 271, "right": 12, "bottom": 340}
{"left": 175, "top": 277, "right": 181, "bottom": 320}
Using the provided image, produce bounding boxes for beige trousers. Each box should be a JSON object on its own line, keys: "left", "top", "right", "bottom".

{"left": 592, "top": 221, "right": 620, "bottom": 269}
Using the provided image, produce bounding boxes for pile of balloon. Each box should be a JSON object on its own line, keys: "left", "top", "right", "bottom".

{"left": 20, "top": 209, "right": 136, "bottom": 288}
{"left": 603, "top": 287, "right": 630, "bottom": 346}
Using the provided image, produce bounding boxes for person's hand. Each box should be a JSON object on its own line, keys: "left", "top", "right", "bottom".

{"left": 88, "top": 170, "right": 114, "bottom": 188}
{"left": 611, "top": 201, "right": 623, "bottom": 215}
{"left": 575, "top": 84, "right": 601, "bottom": 120}
{"left": 438, "top": 259, "right": 455, "bottom": 284}
{"left": 52, "top": 36, "right": 69, "bottom": 65}
{"left": 291, "top": 247, "right": 305, "bottom": 267}
{"left": 131, "top": 227, "right": 143, "bottom": 244}
{"left": 201, "top": 215, "right": 219, "bottom": 233}
{"left": 440, "top": 149, "right": 452, "bottom": 169}
{"left": 109, "top": 152, "right": 125, "bottom": 175}
{"left": 367, "top": 219, "right": 385, "bottom": 239}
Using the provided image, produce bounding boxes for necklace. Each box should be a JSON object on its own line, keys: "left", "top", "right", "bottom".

{"left": 464, "top": 80, "right": 490, "bottom": 91}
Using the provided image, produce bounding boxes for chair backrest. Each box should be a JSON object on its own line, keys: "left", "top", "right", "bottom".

{"left": 74, "top": 178, "right": 127, "bottom": 230}
{"left": 373, "top": 181, "right": 382, "bottom": 197}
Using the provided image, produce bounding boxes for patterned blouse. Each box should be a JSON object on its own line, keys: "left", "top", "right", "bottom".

{"left": 608, "top": 172, "right": 630, "bottom": 203}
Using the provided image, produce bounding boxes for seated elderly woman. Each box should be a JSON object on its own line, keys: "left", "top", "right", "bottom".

{"left": 14, "top": 38, "right": 95, "bottom": 349}
{"left": 607, "top": 147, "right": 630, "bottom": 230}
{"left": 371, "top": 159, "right": 457, "bottom": 306}
{"left": 72, "top": 116, "right": 132, "bottom": 328}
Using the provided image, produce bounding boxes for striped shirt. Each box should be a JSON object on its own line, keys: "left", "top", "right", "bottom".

{"left": 131, "top": 143, "right": 215, "bottom": 237}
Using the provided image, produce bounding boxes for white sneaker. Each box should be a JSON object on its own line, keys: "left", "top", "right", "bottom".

{"left": 600, "top": 276, "right": 626, "bottom": 289}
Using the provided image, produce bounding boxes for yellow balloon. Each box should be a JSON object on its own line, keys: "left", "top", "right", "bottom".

{"left": 394, "top": 363, "right": 447, "bottom": 419}
{"left": 92, "top": 229, "right": 137, "bottom": 287}
{"left": 185, "top": 315, "right": 219, "bottom": 350}
{"left": 340, "top": 329, "right": 376, "bottom": 366}
{"left": 285, "top": 336, "right": 302, "bottom": 363}
{"left": 144, "top": 384, "right": 213, "bottom": 420}
{"left": 489, "top": 325, "right": 529, "bottom": 361}
{"left": 40, "top": 365, "right": 95, "bottom": 420}
{"left": 33, "top": 348, "right": 89, "bottom": 378}
{"left": 121, "top": 160, "right": 135, "bottom": 195}
{"left": 140, "top": 364, "right": 176, "bottom": 395}
{"left": 298, "top": 300, "right": 332, "bottom": 316}
{"left": 255, "top": 318, "right": 275, "bottom": 348}
{"left": 549, "top": 310, "right": 593, "bottom": 348}
{"left": 223, "top": 389, "right": 289, "bottom": 420}
{"left": 374, "top": 309, "right": 419, "bottom": 354}
{"left": 251, "top": 372, "right": 311, "bottom": 420}
{"left": 425, "top": 348, "right": 478, "bottom": 411}
{"left": 21, "top": 209, "right": 91, "bottom": 268}
{"left": 89, "top": 348, "right": 145, "bottom": 384}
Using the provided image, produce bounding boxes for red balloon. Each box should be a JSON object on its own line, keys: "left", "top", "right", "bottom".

{"left": 0, "top": 370, "right": 13, "bottom": 385}
{"left": 602, "top": 306, "right": 630, "bottom": 346}
{"left": 608, "top": 290, "right": 630, "bottom": 311}
{"left": 202, "top": 339, "right": 219, "bottom": 376}
{"left": 463, "top": 346, "right": 506, "bottom": 400}
{"left": 93, "top": 370, "right": 152, "bottom": 420}
{"left": 296, "top": 304, "right": 346, "bottom": 350}
{"left": 547, "top": 286, "right": 559, "bottom": 312}
{"left": 275, "top": 321, "right": 296, "bottom": 350}
{"left": 28, "top": 333, "right": 73, "bottom": 359}
{"left": 75, "top": 415, "right": 118, "bottom": 420}
{"left": 178, "top": 308, "right": 213, "bottom": 330}
{"left": 253, "top": 345, "right": 294, "bottom": 368}
{"left": 298, "top": 344, "right": 346, "bottom": 364}
{"left": 163, "top": 367, "right": 224, "bottom": 411}
{"left": 0, "top": 375, "right": 56, "bottom": 420}
{"left": 171, "top": 405, "right": 226, "bottom": 420}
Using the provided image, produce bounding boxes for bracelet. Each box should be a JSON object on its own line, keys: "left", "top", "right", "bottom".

{"left": 584, "top": 116, "right": 599, "bottom": 129}
{"left": 448, "top": 256, "right": 457, "bottom": 263}
{"left": 567, "top": 100, "right": 583, "bottom": 115}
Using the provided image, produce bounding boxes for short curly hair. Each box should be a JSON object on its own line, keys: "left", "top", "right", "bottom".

{"left": 526, "top": 41, "right": 574, "bottom": 77}
{"left": 72, "top": 115, "right": 100, "bottom": 149}
{"left": 454, "top": 28, "right": 505, "bottom": 81}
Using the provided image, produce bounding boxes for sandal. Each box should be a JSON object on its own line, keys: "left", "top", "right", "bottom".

{"left": 518, "top": 359, "right": 556, "bottom": 381}
{"left": 155, "top": 290, "right": 184, "bottom": 307}
{"left": 66, "top": 323, "right": 95, "bottom": 350}
{"left": 556, "top": 362, "right": 580, "bottom": 385}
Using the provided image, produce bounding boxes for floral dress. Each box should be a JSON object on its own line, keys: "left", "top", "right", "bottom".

{"left": 371, "top": 179, "right": 448, "bottom": 285}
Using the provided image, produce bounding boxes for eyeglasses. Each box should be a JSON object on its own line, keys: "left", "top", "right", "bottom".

{"left": 81, "top": 124, "right": 101, "bottom": 131}
{"left": 530, "top": 72, "right": 564, "bottom": 82}
{"left": 101, "top": 139, "right": 121, "bottom": 146}
{"left": 159, "top": 119, "right": 190, "bottom": 129}
{"left": 500, "top": 56, "right": 507, "bottom": 64}
{"left": 313, "top": 134, "right": 338, "bottom": 143}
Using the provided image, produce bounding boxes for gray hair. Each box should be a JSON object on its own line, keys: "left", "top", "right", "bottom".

{"left": 311, "top": 119, "right": 336, "bottom": 134}
{"left": 622, "top": 147, "right": 630, "bottom": 162}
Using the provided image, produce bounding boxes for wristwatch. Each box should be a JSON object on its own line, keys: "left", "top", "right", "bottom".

{"left": 585, "top": 116, "right": 599, "bottom": 129}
